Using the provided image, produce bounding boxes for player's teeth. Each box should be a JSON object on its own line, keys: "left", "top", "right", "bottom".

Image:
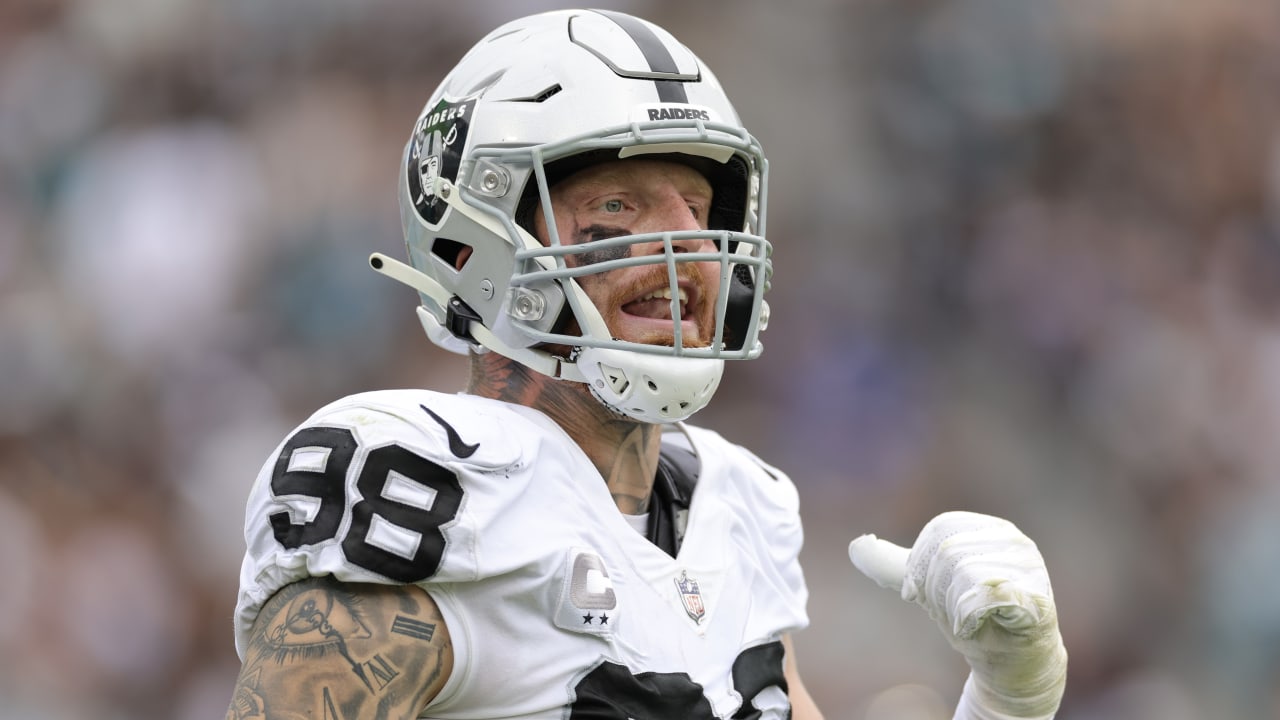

{"left": 640, "top": 288, "right": 688, "bottom": 303}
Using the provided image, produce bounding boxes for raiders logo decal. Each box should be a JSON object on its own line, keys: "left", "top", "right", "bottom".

{"left": 407, "top": 97, "right": 476, "bottom": 226}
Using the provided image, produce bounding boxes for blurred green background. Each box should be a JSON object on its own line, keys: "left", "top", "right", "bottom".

{"left": 2, "top": 0, "right": 1278, "bottom": 717}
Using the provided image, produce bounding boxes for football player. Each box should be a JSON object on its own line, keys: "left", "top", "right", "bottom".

{"left": 227, "top": 9, "right": 1066, "bottom": 719}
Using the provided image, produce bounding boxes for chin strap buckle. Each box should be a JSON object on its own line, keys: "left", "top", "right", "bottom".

{"left": 445, "top": 296, "right": 482, "bottom": 342}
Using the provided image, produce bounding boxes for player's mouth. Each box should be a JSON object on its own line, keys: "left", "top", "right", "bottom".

{"left": 617, "top": 281, "right": 704, "bottom": 343}
{"left": 622, "top": 285, "right": 691, "bottom": 320}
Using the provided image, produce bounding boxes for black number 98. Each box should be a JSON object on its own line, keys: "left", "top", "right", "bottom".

{"left": 267, "top": 426, "right": 463, "bottom": 582}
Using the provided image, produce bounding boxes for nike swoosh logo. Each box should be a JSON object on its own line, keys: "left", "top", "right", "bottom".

{"left": 420, "top": 404, "right": 480, "bottom": 458}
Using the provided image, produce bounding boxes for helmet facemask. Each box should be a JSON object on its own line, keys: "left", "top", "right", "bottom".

{"left": 485, "top": 124, "right": 770, "bottom": 421}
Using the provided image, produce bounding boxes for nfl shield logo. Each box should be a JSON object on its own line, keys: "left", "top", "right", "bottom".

{"left": 674, "top": 570, "right": 706, "bottom": 624}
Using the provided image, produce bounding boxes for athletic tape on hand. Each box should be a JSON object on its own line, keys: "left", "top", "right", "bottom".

{"left": 847, "top": 512, "right": 1068, "bottom": 718}
{"left": 848, "top": 535, "right": 909, "bottom": 595}
{"left": 851, "top": 513, "right": 1054, "bottom": 636}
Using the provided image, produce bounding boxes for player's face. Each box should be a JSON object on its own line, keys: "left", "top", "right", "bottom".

{"left": 534, "top": 159, "right": 722, "bottom": 348}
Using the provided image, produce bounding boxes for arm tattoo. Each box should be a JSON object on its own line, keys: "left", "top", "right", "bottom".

{"left": 267, "top": 583, "right": 373, "bottom": 687}
{"left": 390, "top": 615, "right": 437, "bottom": 641}
{"left": 226, "top": 577, "right": 451, "bottom": 720}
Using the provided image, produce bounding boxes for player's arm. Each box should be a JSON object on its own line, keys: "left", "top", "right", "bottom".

{"left": 225, "top": 575, "right": 453, "bottom": 720}
{"left": 783, "top": 634, "right": 825, "bottom": 720}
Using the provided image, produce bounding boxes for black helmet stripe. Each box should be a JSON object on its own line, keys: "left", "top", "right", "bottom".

{"left": 593, "top": 10, "right": 690, "bottom": 104}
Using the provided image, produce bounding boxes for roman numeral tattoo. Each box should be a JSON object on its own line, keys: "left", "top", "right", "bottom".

{"left": 391, "top": 614, "right": 437, "bottom": 641}
{"left": 363, "top": 653, "right": 402, "bottom": 689}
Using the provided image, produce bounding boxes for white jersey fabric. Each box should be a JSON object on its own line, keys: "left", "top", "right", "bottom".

{"left": 235, "top": 389, "right": 809, "bottom": 719}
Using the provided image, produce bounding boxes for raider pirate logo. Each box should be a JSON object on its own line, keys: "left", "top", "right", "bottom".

{"left": 407, "top": 97, "right": 476, "bottom": 226}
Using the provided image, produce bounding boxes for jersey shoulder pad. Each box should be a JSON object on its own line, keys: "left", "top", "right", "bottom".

{"left": 236, "top": 390, "right": 537, "bottom": 656}
{"left": 303, "top": 389, "right": 526, "bottom": 470}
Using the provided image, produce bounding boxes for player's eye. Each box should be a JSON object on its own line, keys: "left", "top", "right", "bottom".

{"left": 602, "top": 199, "right": 625, "bottom": 213}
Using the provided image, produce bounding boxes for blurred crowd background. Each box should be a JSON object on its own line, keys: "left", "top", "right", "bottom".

{"left": 2, "top": 0, "right": 1279, "bottom": 717}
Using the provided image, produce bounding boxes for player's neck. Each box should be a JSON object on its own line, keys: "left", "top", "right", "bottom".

{"left": 466, "top": 354, "right": 661, "bottom": 514}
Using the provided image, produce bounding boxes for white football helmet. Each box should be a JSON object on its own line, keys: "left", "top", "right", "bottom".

{"left": 372, "top": 8, "right": 772, "bottom": 423}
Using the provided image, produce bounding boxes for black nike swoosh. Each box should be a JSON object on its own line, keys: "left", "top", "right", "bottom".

{"left": 420, "top": 404, "right": 480, "bottom": 458}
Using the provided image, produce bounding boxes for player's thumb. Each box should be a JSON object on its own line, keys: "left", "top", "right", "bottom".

{"left": 848, "top": 534, "right": 910, "bottom": 595}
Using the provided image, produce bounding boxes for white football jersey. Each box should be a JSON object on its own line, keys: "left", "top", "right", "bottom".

{"left": 235, "top": 389, "right": 809, "bottom": 719}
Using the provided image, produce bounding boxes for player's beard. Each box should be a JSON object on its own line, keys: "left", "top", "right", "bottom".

{"left": 573, "top": 262, "right": 718, "bottom": 350}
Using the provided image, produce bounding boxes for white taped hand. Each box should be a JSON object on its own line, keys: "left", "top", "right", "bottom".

{"left": 848, "top": 511, "right": 1067, "bottom": 720}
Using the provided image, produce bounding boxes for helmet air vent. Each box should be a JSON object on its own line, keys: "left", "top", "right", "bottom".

{"left": 431, "top": 238, "right": 471, "bottom": 271}
{"left": 506, "top": 84, "right": 563, "bottom": 104}
{"left": 598, "top": 364, "right": 630, "bottom": 395}
{"left": 531, "top": 84, "right": 562, "bottom": 103}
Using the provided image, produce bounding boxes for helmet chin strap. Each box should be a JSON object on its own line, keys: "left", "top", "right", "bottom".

{"left": 371, "top": 251, "right": 721, "bottom": 423}
{"left": 576, "top": 346, "right": 724, "bottom": 423}
{"left": 370, "top": 252, "right": 583, "bottom": 381}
